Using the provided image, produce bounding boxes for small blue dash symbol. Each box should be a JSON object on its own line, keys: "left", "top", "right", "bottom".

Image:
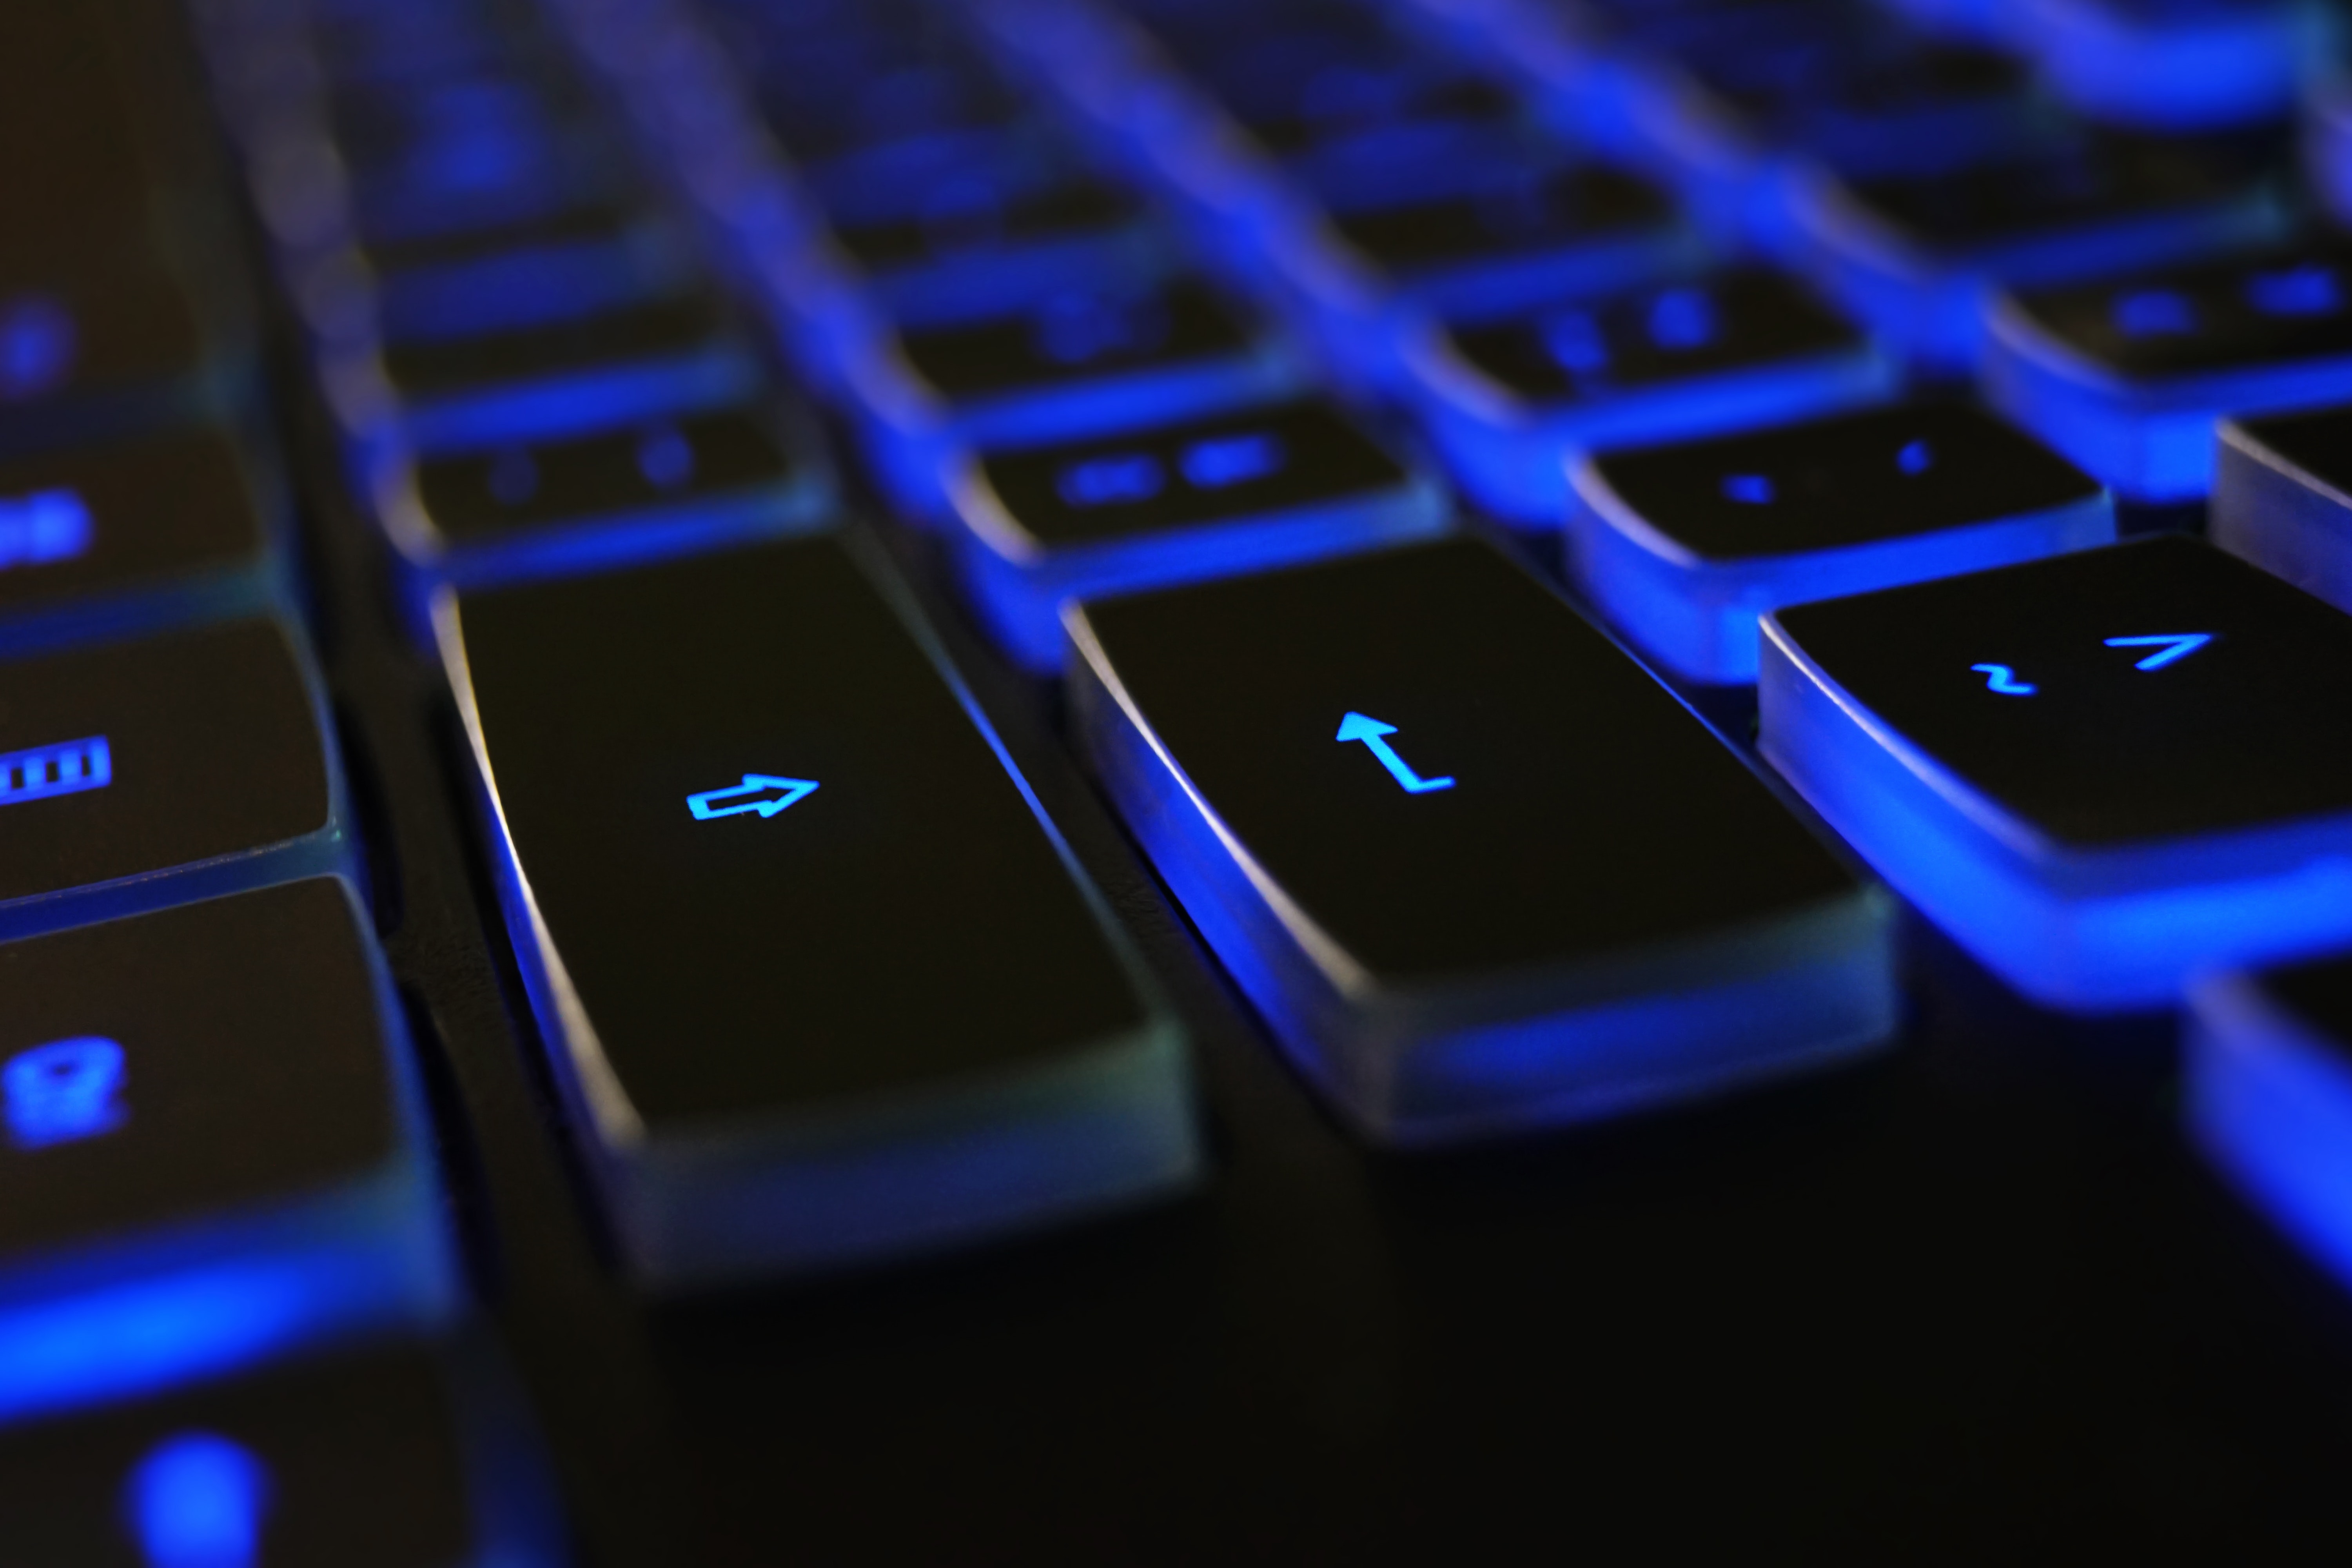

{"left": 688, "top": 773, "right": 819, "bottom": 820}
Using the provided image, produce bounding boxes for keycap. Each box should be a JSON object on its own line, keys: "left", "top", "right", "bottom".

{"left": 2187, "top": 948, "right": 2352, "bottom": 1296}
{"left": 0, "top": 880, "right": 454, "bottom": 1424}
{"left": 442, "top": 535, "right": 1200, "bottom": 1286}
{"left": 1759, "top": 537, "right": 2352, "bottom": 1011}
{"left": 2210, "top": 405, "right": 2352, "bottom": 615}
{"left": 0, "top": 618, "right": 343, "bottom": 940}
{"left": 377, "top": 402, "right": 831, "bottom": 595}
{"left": 0, "top": 245, "right": 234, "bottom": 455}
{"left": 1786, "top": 130, "right": 2285, "bottom": 370}
{"left": 1569, "top": 403, "right": 2112, "bottom": 682}
{"left": 1406, "top": 269, "right": 1894, "bottom": 524}
{"left": 2006, "top": 0, "right": 2319, "bottom": 129}
{"left": 944, "top": 399, "right": 1448, "bottom": 670}
{"left": 844, "top": 276, "right": 1301, "bottom": 516}
{"left": 0, "top": 1343, "right": 550, "bottom": 1563}
{"left": 1067, "top": 537, "right": 1897, "bottom": 1145}
{"left": 0, "top": 425, "right": 279, "bottom": 650}
{"left": 1983, "top": 245, "right": 2352, "bottom": 503}
{"left": 325, "top": 292, "right": 762, "bottom": 454}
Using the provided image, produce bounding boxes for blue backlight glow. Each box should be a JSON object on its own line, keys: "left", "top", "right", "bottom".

{"left": 0, "top": 735, "right": 111, "bottom": 808}
{"left": 4, "top": 1036, "right": 126, "bottom": 1150}
{"left": 1336, "top": 711, "right": 1455, "bottom": 794}
{"left": 2112, "top": 289, "right": 2198, "bottom": 338}
{"left": 2246, "top": 264, "right": 2343, "bottom": 318}
{"left": 127, "top": 1432, "right": 271, "bottom": 1568}
{"left": 686, "top": 773, "right": 819, "bottom": 820}
{"left": 1646, "top": 287, "right": 1719, "bottom": 350}
{"left": 1033, "top": 292, "right": 1170, "bottom": 367}
{"left": 635, "top": 426, "right": 695, "bottom": 490}
{"left": 0, "top": 294, "right": 75, "bottom": 399}
{"left": 2105, "top": 632, "right": 2212, "bottom": 670}
{"left": 1058, "top": 453, "right": 1165, "bottom": 507}
{"left": 1180, "top": 431, "right": 1285, "bottom": 489}
{"left": 1720, "top": 474, "right": 1776, "bottom": 505}
{"left": 0, "top": 489, "right": 95, "bottom": 571}
{"left": 1970, "top": 662, "right": 2038, "bottom": 695}
{"left": 1897, "top": 439, "right": 1934, "bottom": 475}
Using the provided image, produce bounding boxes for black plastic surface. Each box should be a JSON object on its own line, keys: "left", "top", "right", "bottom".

{"left": 895, "top": 278, "right": 1259, "bottom": 401}
{"left": 2011, "top": 244, "right": 2352, "bottom": 378}
{"left": 0, "top": 425, "right": 267, "bottom": 613}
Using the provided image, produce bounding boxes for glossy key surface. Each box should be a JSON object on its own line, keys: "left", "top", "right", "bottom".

{"left": 1570, "top": 403, "right": 2110, "bottom": 681}
{"left": 2212, "top": 405, "right": 2352, "bottom": 617}
{"left": 948, "top": 399, "right": 1446, "bottom": 670}
{"left": 0, "top": 879, "right": 453, "bottom": 1423}
{"left": 446, "top": 535, "right": 1198, "bottom": 1285}
{"left": 0, "top": 619, "right": 338, "bottom": 937}
{"left": 1762, "top": 537, "right": 2352, "bottom": 1007}
{"left": 1070, "top": 537, "right": 1894, "bottom": 1144}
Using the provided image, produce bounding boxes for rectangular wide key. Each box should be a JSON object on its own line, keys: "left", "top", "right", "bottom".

{"left": 1760, "top": 537, "right": 2352, "bottom": 1010}
{"left": 1569, "top": 402, "right": 2112, "bottom": 682}
{"left": 0, "top": 1342, "right": 554, "bottom": 1564}
{"left": 0, "top": 618, "right": 346, "bottom": 940}
{"left": 944, "top": 397, "right": 1447, "bottom": 671}
{"left": 0, "top": 879, "right": 454, "bottom": 1424}
{"left": 442, "top": 535, "right": 1200, "bottom": 1287}
{"left": 0, "top": 424, "right": 282, "bottom": 650}
{"left": 1067, "top": 537, "right": 1897, "bottom": 1146}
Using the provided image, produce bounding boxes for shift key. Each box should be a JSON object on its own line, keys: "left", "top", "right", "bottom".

{"left": 439, "top": 534, "right": 1199, "bottom": 1288}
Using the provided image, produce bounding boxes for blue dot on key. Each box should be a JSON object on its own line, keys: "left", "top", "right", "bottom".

{"left": 1720, "top": 473, "right": 1775, "bottom": 505}
{"left": 3, "top": 1035, "right": 127, "bottom": 1149}
{"left": 127, "top": 1432, "right": 272, "bottom": 1568}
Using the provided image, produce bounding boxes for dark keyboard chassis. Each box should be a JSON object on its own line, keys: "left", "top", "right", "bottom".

{"left": 270, "top": 221, "right": 2352, "bottom": 1558}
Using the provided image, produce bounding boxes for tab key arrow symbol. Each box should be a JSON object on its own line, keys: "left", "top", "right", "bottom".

{"left": 687, "top": 773, "right": 821, "bottom": 820}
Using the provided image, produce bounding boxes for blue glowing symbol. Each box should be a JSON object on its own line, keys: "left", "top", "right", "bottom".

{"left": 0, "top": 294, "right": 74, "bottom": 400}
{"left": 2104, "top": 632, "right": 2212, "bottom": 670}
{"left": 1542, "top": 310, "right": 1610, "bottom": 376}
{"left": 3, "top": 1036, "right": 125, "bottom": 1149}
{"left": 1720, "top": 474, "right": 1775, "bottom": 505}
{"left": 488, "top": 449, "right": 538, "bottom": 506}
{"left": 1646, "top": 287, "right": 1718, "bottom": 351}
{"left": 1057, "top": 453, "right": 1164, "bottom": 508}
{"left": 687, "top": 773, "right": 819, "bottom": 820}
{"left": 1897, "top": 440, "right": 1933, "bottom": 475}
{"left": 1969, "top": 663, "right": 2037, "bottom": 696}
{"left": 127, "top": 1432, "right": 272, "bottom": 1568}
{"left": 0, "top": 735, "right": 111, "bottom": 807}
{"left": 1033, "top": 293, "right": 1169, "bottom": 366}
{"left": 637, "top": 426, "right": 695, "bottom": 490}
{"left": 2245, "top": 265, "right": 2341, "bottom": 318}
{"left": 0, "top": 488, "right": 94, "bottom": 570}
{"left": 1180, "top": 431, "right": 1285, "bottom": 489}
{"left": 2112, "top": 289, "right": 2198, "bottom": 338}
{"left": 1336, "top": 712, "right": 1455, "bottom": 794}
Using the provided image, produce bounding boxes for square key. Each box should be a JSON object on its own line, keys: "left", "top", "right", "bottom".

{"left": 1070, "top": 538, "right": 1896, "bottom": 1145}
{"left": 944, "top": 398, "right": 1448, "bottom": 671}
{"left": 842, "top": 275, "right": 1305, "bottom": 519}
{"left": 1404, "top": 269, "right": 1895, "bottom": 526}
{"left": 2210, "top": 404, "right": 2352, "bottom": 616}
{"left": 1985, "top": 243, "right": 2352, "bottom": 503}
{"left": 1570, "top": 403, "right": 2112, "bottom": 683}
{"left": 0, "top": 617, "right": 347, "bottom": 940}
{"left": 2188, "top": 949, "right": 2352, "bottom": 1297}
{"left": 0, "top": 1342, "right": 555, "bottom": 1563}
{"left": 0, "top": 425, "right": 284, "bottom": 652}
{"left": 0, "top": 881, "right": 456, "bottom": 1425}
{"left": 374, "top": 401, "right": 833, "bottom": 604}
{"left": 1760, "top": 537, "right": 2352, "bottom": 1010}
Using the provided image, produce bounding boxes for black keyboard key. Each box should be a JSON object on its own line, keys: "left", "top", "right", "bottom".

{"left": 1068, "top": 538, "right": 1896, "bottom": 1145}
{"left": 0, "top": 1344, "right": 543, "bottom": 1562}
{"left": 823, "top": 171, "right": 1160, "bottom": 321}
{"left": 0, "top": 880, "right": 454, "bottom": 1423}
{"left": 443, "top": 536, "right": 1200, "bottom": 1286}
{"left": 1408, "top": 270, "right": 1893, "bottom": 523}
{"left": 847, "top": 276, "right": 1301, "bottom": 515}
{"left": 1984, "top": 245, "right": 2352, "bottom": 503}
{"left": 1760, "top": 537, "right": 2352, "bottom": 1010}
{"left": 0, "top": 619, "right": 341, "bottom": 939}
{"left": 329, "top": 293, "right": 761, "bottom": 453}
{"left": 0, "top": 246, "right": 232, "bottom": 453}
{"left": 0, "top": 425, "right": 278, "bottom": 648}
{"left": 380, "top": 403, "right": 832, "bottom": 593}
{"left": 1569, "top": 403, "right": 2111, "bottom": 682}
{"left": 2211, "top": 405, "right": 2352, "bottom": 615}
{"left": 1788, "top": 131, "right": 2285, "bottom": 370}
{"left": 2187, "top": 944, "right": 2352, "bottom": 1294}
{"left": 944, "top": 399, "right": 1447, "bottom": 670}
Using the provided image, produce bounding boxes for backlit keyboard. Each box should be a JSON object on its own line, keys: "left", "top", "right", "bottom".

{"left": 10, "top": 0, "right": 2352, "bottom": 1558}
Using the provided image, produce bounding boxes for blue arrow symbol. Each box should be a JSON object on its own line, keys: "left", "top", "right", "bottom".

{"left": 1336, "top": 712, "right": 1454, "bottom": 794}
{"left": 687, "top": 773, "right": 820, "bottom": 820}
{"left": 2103, "top": 633, "right": 2213, "bottom": 670}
